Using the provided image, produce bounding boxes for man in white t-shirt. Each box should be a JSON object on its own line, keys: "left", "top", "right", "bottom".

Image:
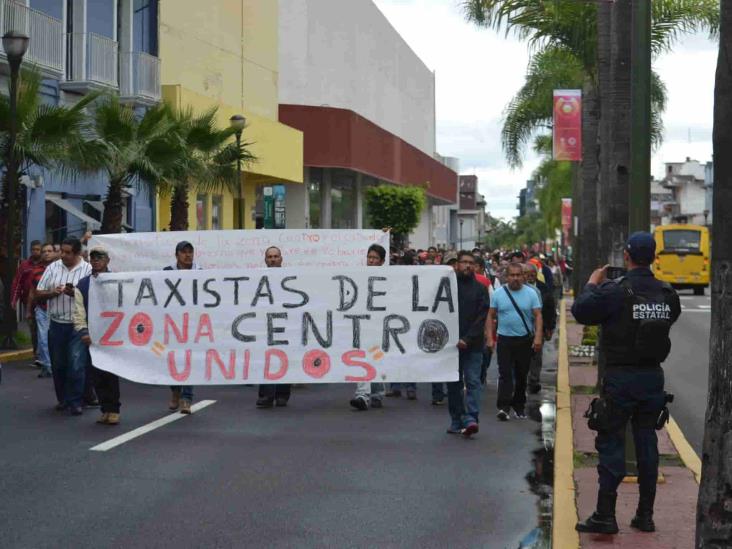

{"left": 35, "top": 237, "right": 92, "bottom": 415}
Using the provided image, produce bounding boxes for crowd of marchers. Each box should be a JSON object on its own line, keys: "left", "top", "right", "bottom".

{"left": 5, "top": 236, "right": 563, "bottom": 438}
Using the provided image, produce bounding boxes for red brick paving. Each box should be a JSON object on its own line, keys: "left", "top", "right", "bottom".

{"left": 575, "top": 467, "right": 697, "bottom": 548}
{"left": 570, "top": 365, "right": 599, "bottom": 387}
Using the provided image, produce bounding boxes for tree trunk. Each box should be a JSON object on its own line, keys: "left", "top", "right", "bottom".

{"left": 608, "top": 0, "right": 631, "bottom": 265}
{"left": 169, "top": 184, "right": 190, "bottom": 231}
{"left": 100, "top": 177, "right": 125, "bottom": 234}
{"left": 571, "top": 162, "right": 582, "bottom": 297}
{"left": 696, "top": 2, "right": 732, "bottom": 546}
{"left": 577, "top": 77, "right": 600, "bottom": 290}
{"left": 596, "top": 0, "right": 613, "bottom": 264}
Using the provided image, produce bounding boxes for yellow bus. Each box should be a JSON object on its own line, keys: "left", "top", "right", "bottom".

{"left": 653, "top": 224, "right": 710, "bottom": 295}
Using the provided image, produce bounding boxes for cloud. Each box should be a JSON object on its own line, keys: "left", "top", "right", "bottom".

{"left": 373, "top": 0, "right": 717, "bottom": 220}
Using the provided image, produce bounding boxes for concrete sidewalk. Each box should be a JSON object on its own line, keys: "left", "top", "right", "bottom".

{"left": 554, "top": 299, "right": 701, "bottom": 549}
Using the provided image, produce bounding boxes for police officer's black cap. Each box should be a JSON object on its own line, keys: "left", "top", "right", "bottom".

{"left": 175, "top": 240, "right": 194, "bottom": 253}
{"left": 626, "top": 232, "right": 655, "bottom": 264}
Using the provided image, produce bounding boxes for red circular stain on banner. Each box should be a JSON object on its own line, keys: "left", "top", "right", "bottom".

{"left": 302, "top": 350, "right": 331, "bottom": 379}
{"left": 128, "top": 312, "right": 153, "bottom": 346}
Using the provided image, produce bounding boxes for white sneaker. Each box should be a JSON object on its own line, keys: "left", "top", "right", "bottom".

{"left": 512, "top": 409, "right": 527, "bottom": 420}
{"left": 497, "top": 409, "right": 510, "bottom": 421}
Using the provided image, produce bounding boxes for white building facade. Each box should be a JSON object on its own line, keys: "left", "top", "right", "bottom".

{"left": 277, "top": 0, "right": 457, "bottom": 247}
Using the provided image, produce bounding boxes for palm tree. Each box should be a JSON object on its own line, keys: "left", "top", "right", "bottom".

{"left": 696, "top": 2, "right": 732, "bottom": 545}
{"left": 91, "top": 96, "right": 182, "bottom": 234}
{"left": 164, "top": 106, "right": 255, "bottom": 231}
{"left": 0, "top": 70, "right": 101, "bottom": 342}
{"left": 463, "top": 0, "right": 718, "bottom": 284}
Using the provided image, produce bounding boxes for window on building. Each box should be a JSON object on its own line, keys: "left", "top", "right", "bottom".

{"left": 196, "top": 194, "right": 208, "bottom": 230}
{"left": 87, "top": 0, "right": 115, "bottom": 38}
{"left": 30, "top": 0, "right": 63, "bottom": 20}
{"left": 331, "top": 169, "right": 355, "bottom": 229}
{"left": 133, "top": 0, "right": 158, "bottom": 55}
{"left": 45, "top": 200, "right": 66, "bottom": 244}
{"left": 308, "top": 168, "right": 323, "bottom": 229}
{"left": 361, "top": 175, "right": 378, "bottom": 229}
{"left": 211, "top": 195, "right": 223, "bottom": 230}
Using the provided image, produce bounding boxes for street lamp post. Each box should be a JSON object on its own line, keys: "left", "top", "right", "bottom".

{"left": 459, "top": 219, "right": 464, "bottom": 250}
{"left": 1, "top": 31, "right": 29, "bottom": 350}
{"left": 229, "top": 114, "right": 246, "bottom": 230}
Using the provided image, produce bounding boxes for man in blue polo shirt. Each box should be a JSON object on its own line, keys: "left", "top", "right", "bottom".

{"left": 485, "top": 262, "right": 543, "bottom": 420}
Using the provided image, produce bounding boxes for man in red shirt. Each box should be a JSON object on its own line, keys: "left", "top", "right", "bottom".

{"left": 12, "top": 241, "right": 43, "bottom": 362}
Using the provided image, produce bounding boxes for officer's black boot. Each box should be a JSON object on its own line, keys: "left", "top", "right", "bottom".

{"left": 576, "top": 491, "right": 619, "bottom": 534}
{"left": 630, "top": 486, "right": 656, "bottom": 532}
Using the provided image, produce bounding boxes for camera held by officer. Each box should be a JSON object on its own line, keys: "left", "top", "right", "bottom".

{"left": 571, "top": 232, "right": 681, "bottom": 535}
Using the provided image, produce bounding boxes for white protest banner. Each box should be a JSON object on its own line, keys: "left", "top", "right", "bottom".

{"left": 88, "top": 229, "right": 390, "bottom": 271}
{"left": 88, "top": 266, "right": 459, "bottom": 385}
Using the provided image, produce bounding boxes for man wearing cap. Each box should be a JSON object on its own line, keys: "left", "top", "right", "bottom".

{"left": 572, "top": 232, "right": 681, "bottom": 535}
{"left": 74, "top": 246, "right": 121, "bottom": 424}
{"left": 163, "top": 241, "right": 201, "bottom": 414}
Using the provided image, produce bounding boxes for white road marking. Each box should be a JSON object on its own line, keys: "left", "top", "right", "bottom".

{"left": 90, "top": 400, "right": 217, "bottom": 452}
{"left": 699, "top": 305, "right": 712, "bottom": 309}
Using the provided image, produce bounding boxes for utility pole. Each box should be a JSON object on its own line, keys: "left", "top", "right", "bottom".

{"left": 629, "top": 0, "right": 651, "bottom": 233}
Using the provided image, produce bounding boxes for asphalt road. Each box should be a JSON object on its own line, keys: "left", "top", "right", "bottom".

{"left": 663, "top": 291, "right": 712, "bottom": 455}
{"left": 0, "top": 345, "right": 557, "bottom": 549}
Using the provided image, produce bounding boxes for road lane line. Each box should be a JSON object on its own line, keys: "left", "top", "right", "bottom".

{"left": 90, "top": 400, "right": 217, "bottom": 452}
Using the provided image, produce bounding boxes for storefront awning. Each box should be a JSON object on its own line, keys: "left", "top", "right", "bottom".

{"left": 46, "top": 195, "right": 101, "bottom": 231}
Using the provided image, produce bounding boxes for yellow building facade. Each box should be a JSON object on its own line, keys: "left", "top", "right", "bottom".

{"left": 156, "top": 0, "right": 303, "bottom": 230}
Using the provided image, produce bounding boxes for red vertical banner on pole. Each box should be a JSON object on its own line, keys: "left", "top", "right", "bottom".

{"left": 561, "top": 198, "right": 573, "bottom": 243}
{"left": 553, "top": 90, "right": 582, "bottom": 161}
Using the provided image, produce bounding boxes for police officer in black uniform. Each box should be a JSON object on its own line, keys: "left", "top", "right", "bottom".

{"left": 572, "top": 232, "right": 681, "bottom": 534}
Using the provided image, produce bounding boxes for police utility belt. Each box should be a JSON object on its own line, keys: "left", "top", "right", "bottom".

{"left": 584, "top": 393, "right": 674, "bottom": 432}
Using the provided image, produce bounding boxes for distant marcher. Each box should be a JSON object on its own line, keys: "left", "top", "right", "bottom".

{"left": 12, "top": 240, "right": 43, "bottom": 362}
{"left": 486, "top": 262, "right": 543, "bottom": 421}
{"left": 74, "top": 247, "right": 121, "bottom": 425}
{"left": 350, "top": 244, "right": 388, "bottom": 410}
{"left": 27, "top": 244, "right": 56, "bottom": 378}
{"left": 164, "top": 241, "right": 201, "bottom": 414}
{"left": 34, "top": 238, "right": 92, "bottom": 415}
{"left": 523, "top": 263, "right": 556, "bottom": 394}
{"left": 257, "top": 246, "right": 292, "bottom": 408}
{"left": 446, "top": 251, "right": 490, "bottom": 437}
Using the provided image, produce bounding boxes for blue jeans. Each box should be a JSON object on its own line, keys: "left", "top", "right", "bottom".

{"left": 596, "top": 368, "right": 665, "bottom": 493}
{"left": 49, "top": 321, "right": 87, "bottom": 408}
{"left": 34, "top": 308, "right": 50, "bottom": 372}
{"left": 170, "top": 385, "right": 194, "bottom": 401}
{"left": 446, "top": 350, "right": 483, "bottom": 427}
{"left": 390, "top": 382, "right": 416, "bottom": 392}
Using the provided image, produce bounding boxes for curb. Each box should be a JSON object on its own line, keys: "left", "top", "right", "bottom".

{"left": 666, "top": 416, "right": 702, "bottom": 483}
{"left": 552, "top": 299, "right": 580, "bottom": 549}
{"left": 0, "top": 349, "right": 33, "bottom": 363}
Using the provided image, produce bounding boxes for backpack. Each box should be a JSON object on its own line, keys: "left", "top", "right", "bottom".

{"left": 618, "top": 278, "right": 675, "bottom": 364}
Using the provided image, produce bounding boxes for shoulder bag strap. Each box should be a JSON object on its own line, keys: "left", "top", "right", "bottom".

{"left": 504, "top": 288, "right": 533, "bottom": 337}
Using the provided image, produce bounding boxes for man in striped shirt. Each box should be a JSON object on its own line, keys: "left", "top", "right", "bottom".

{"left": 35, "top": 237, "right": 92, "bottom": 415}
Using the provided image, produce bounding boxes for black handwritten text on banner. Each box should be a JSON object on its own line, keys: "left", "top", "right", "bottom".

{"left": 88, "top": 267, "right": 459, "bottom": 385}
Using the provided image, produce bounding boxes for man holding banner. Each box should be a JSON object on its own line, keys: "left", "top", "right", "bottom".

{"left": 349, "top": 243, "right": 387, "bottom": 411}
{"left": 164, "top": 241, "right": 201, "bottom": 414}
{"left": 256, "top": 246, "right": 292, "bottom": 409}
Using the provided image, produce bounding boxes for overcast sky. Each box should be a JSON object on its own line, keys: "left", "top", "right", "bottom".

{"left": 373, "top": 0, "right": 717, "bottom": 220}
